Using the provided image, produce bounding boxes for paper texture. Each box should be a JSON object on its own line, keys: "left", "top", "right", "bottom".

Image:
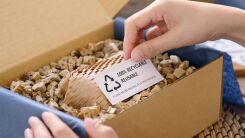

{"left": 200, "top": 39, "right": 245, "bottom": 65}
{"left": 95, "top": 59, "right": 163, "bottom": 105}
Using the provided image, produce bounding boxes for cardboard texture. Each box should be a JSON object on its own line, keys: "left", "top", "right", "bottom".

{"left": 238, "top": 77, "right": 245, "bottom": 96}
{"left": 99, "top": 0, "right": 129, "bottom": 17}
{"left": 0, "top": 0, "right": 117, "bottom": 87}
{"left": 233, "top": 63, "right": 245, "bottom": 76}
{"left": 105, "top": 57, "right": 223, "bottom": 138}
{"left": 0, "top": 0, "right": 224, "bottom": 137}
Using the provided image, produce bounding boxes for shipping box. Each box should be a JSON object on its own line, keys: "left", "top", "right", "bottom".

{"left": 0, "top": 0, "right": 223, "bottom": 137}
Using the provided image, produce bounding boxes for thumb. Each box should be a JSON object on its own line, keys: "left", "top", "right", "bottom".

{"left": 131, "top": 29, "right": 181, "bottom": 62}
{"left": 84, "top": 118, "right": 118, "bottom": 138}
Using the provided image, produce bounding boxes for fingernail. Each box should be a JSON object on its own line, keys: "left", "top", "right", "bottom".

{"left": 42, "top": 112, "right": 49, "bottom": 118}
{"left": 123, "top": 53, "right": 130, "bottom": 60}
{"left": 152, "top": 30, "right": 161, "bottom": 37}
{"left": 28, "top": 116, "right": 38, "bottom": 124}
{"left": 24, "top": 128, "right": 31, "bottom": 135}
{"left": 131, "top": 49, "right": 144, "bottom": 62}
{"left": 84, "top": 118, "right": 98, "bottom": 129}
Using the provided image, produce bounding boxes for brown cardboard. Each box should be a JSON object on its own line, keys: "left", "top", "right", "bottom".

{"left": 0, "top": 0, "right": 223, "bottom": 137}
{"left": 233, "top": 63, "right": 245, "bottom": 77}
{"left": 238, "top": 77, "right": 245, "bottom": 97}
{"left": 105, "top": 56, "right": 223, "bottom": 138}
{"left": 99, "top": 0, "right": 129, "bottom": 17}
{"left": 0, "top": 0, "right": 126, "bottom": 87}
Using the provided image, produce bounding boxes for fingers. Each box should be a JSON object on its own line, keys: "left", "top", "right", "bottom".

{"left": 146, "top": 22, "right": 168, "bottom": 40}
{"left": 131, "top": 29, "right": 180, "bottom": 61}
{"left": 85, "top": 118, "right": 118, "bottom": 138}
{"left": 28, "top": 116, "right": 52, "bottom": 138}
{"left": 41, "top": 112, "right": 79, "bottom": 138}
{"left": 24, "top": 128, "right": 33, "bottom": 138}
{"left": 123, "top": 2, "right": 157, "bottom": 60}
{"left": 146, "top": 26, "right": 163, "bottom": 40}
{"left": 27, "top": 112, "right": 79, "bottom": 138}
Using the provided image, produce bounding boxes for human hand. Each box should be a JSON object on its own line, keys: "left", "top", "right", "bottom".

{"left": 84, "top": 118, "right": 118, "bottom": 138}
{"left": 123, "top": 0, "right": 245, "bottom": 61}
{"left": 24, "top": 112, "right": 118, "bottom": 138}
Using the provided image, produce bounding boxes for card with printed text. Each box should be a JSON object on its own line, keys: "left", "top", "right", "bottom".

{"left": 94, "top": 59, "right": 164, "bottom": 105}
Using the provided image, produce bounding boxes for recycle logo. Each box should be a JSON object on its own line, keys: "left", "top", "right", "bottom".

{"left": 104, "top": 75, "right": 121, "bottom": 93}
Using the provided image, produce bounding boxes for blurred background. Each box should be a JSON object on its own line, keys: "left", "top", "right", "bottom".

{"left": 117, "top": 0, "right": 154, "bottom": 18}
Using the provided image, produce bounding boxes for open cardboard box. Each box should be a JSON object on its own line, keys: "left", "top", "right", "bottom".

{"left": 0, "top": 0, "right": 223, "bottom": 137}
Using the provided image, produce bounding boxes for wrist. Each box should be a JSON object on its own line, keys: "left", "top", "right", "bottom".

{"left": 222, "top": 7, "right": 245, "bottom": 46}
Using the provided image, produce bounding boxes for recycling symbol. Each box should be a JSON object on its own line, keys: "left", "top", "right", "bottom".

{"left": 104, "top": 75, "right": 121, "bottom": 93}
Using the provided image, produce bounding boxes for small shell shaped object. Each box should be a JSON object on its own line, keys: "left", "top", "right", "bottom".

{"left": 58, "top": 53, "right": 124, "bottom": 109}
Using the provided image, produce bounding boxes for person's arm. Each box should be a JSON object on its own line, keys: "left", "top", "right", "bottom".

{"left": 123, "top": 0, "right": 245, "bottom": 62}
{"left": 223, "top": 9, "right": 245, "bottom": 46}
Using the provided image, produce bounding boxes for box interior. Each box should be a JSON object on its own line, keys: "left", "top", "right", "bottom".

{"left": 0, "top": 18, "right": 224, "bottom": 137}
{"left": 0, "top": 1, "right": 224, "bottom": 137}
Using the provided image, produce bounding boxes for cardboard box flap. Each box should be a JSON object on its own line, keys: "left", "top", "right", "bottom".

{"left": 99, "top": 0, "right": 129, "bottom": 17}
{"left": 105, "top": 56, "right": 223, "bottom": 137}
{"left": 0, "top": 0, "right": 111, "bottom": 79}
